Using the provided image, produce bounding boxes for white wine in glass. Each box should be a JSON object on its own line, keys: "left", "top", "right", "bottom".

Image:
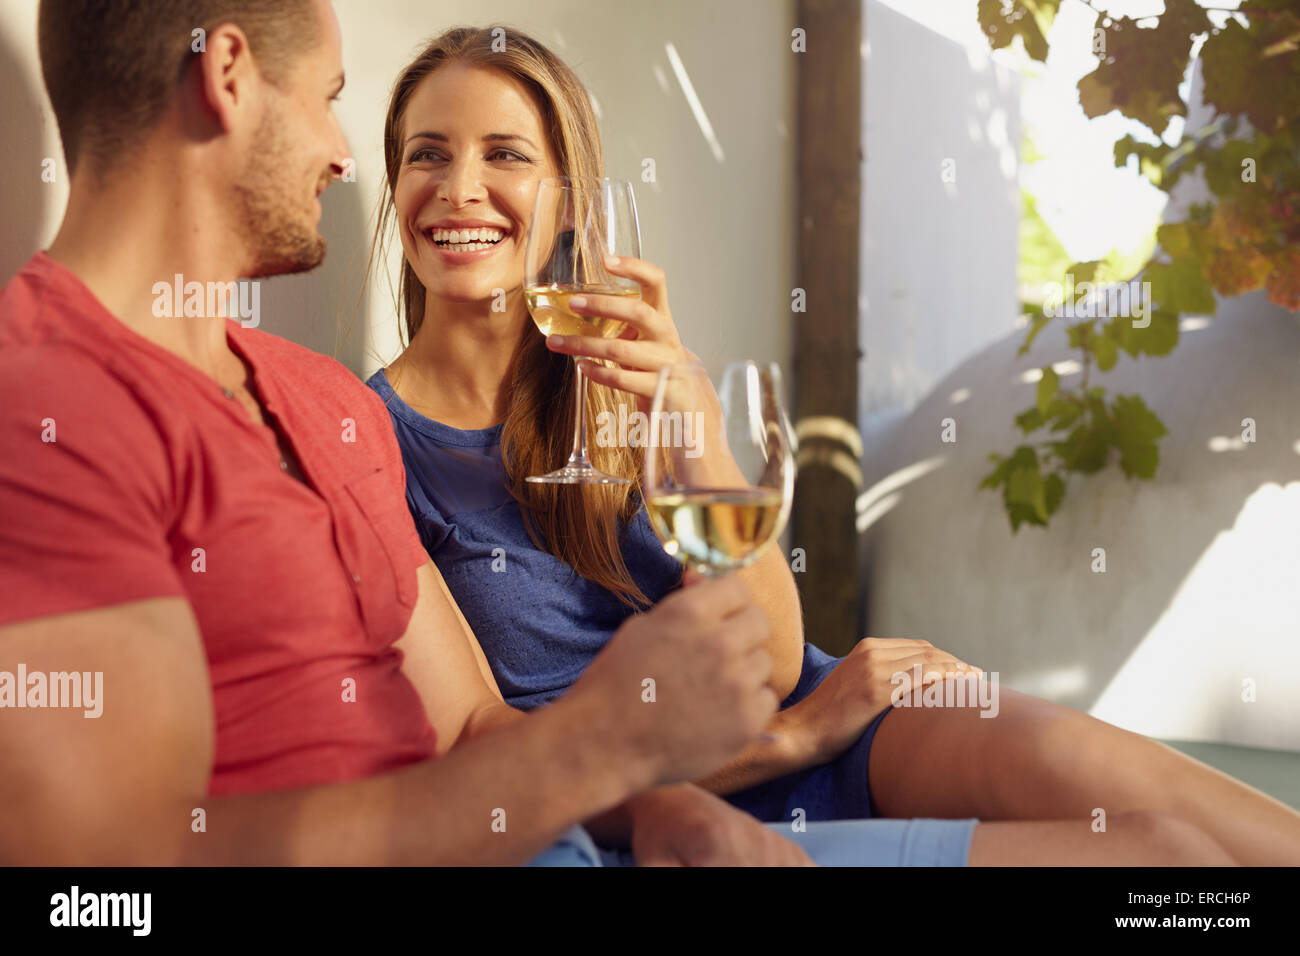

{"left": 524, "top": 285, "right": 640, "bottom": 340}
{"left": 523, "top": 176, "right": 641, "bottom": 484}
{"left": 644, "top": 361, "right": 795, "bottom": 576}
{"left": 645, "top": 488, "right": 785, "bottom": 573}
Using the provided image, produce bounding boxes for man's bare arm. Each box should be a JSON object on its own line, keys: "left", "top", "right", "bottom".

{"left": 0, "top": 596, "right": 653, "bottom": 866}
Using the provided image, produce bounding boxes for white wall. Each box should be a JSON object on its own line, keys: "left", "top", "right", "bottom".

{"left": 858, "top": 0, "right": 1021, "bottom": 459}
{"left": 0, "top": 0, "right": 796, "bottom": 383}
{"left": 859, "top": 61, "right": 1300, "bottom": 752}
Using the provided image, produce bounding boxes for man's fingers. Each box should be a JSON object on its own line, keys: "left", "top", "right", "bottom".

{"left": 661, "top": 572, "right": 755, "bottom": 629}
{"left": 767, "top": 832, "right": 816, "bottom": 866}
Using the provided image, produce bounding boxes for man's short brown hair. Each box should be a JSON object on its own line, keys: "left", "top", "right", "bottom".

{"left": 38, "top": 0, "right": 321, "bottom": 174}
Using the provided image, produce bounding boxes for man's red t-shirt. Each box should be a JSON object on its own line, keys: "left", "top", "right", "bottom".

{"left": 0, "top": 252, "right": 438, "bottom": 795}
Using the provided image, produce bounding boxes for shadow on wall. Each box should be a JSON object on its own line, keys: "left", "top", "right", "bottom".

{"left": 0, "top": 23, "right": 51, "bottom": 284}
{"left": 856, "top": 291, "right": 1300, "bottom": 751}
{"left": 859, "top": 0, "right": 1020, "bottom": 455}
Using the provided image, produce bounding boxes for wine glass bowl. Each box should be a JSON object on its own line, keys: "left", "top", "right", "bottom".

{"left": 644, "top": 361, "right": 795, "bottom": 576}
{"left": 523, "top": 177, "right": 641, "bottom": 485}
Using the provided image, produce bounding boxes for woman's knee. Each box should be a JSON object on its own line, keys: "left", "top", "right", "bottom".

{"left": 1111, "top": 810, "right": 1237, "bottom": 866}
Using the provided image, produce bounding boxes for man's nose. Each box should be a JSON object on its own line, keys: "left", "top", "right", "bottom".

{"left": 328, "top": 125, "right": 352, "bottom": 181}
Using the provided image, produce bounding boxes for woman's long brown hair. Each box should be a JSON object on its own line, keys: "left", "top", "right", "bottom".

{"left": 365, "top": 25, "right": 650, "bottom": 607}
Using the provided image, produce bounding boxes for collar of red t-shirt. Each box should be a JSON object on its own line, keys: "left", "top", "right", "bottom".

{"left": 0, "top": 252, "right": 437, "bottom": 795}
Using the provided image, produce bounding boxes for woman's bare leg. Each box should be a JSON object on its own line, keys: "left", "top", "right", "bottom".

{"left": 969, "top": 812, "right": 1236, "bottom": 865}
{"left": 868, "top": 682, "right": 1300, "bottom": 865}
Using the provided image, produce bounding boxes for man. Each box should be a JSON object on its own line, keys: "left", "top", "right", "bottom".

{"left": 3, "top": 0, "right": 927, "bottom": 867}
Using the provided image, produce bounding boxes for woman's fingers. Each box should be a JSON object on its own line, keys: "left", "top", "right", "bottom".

{"left": 854, "top": 636, "right": 982, "bottom": 675}
{"left": 566, "top": 291, "right": 666, "bottom": 339}
{"left": 548, "top": 333, "right": 680, "bottom": 372}
{"left": 854, "top": 637, "right": 936, "bottom": 651}
{"left": 890, "top": 653, "right": 984, "bottom": 683}
{"left": 603, "top": 254, "right": 668, "bottom": 310}
{"left": 574, "top": 359, "right": 659, "bottom": 397}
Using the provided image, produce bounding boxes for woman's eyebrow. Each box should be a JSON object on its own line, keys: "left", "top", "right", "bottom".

{"left": 403, "top": 131, "right": 538, "bottom": 150}
{"left": 483, "top": 133, "right": 538, "bottom": 149}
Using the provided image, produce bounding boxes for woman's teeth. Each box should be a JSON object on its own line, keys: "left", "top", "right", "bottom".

{"left": 429, "top": 226, "right": 506, "bottom": 251}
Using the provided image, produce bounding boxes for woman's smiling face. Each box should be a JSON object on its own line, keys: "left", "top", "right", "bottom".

{"left": 394, "top": 62, "right": 561, "bottom": 306}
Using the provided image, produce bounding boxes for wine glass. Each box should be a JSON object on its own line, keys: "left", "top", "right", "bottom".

{"left": 523, "top": 176, "right": 641, "bottom": 484}
{"left": 644, "top": 361, "right": 795, "bottom": 576}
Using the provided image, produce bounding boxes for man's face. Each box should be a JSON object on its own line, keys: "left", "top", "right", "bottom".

{"left": 235, "top": 0, "right": 349, "bottom": 278}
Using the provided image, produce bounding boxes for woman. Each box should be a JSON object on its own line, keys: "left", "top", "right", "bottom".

{"left": 363, "top": 25, "right": 1300, "bottom": 864}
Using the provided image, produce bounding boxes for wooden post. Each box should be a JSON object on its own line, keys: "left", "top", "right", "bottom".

{"left": 792, "top": 0, "right": 863, "bottom": 657}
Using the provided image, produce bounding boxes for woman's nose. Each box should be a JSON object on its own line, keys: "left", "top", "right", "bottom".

{"left": 438, "top": 158, "right": 484, "bottom": 206}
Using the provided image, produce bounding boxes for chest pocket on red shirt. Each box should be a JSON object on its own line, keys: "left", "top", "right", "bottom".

{"left": 342, "top": 466, "right": 420, "bottom": 642}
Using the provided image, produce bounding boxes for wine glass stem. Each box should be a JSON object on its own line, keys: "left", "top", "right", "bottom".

{"left": 566, "top": 358, "right": 593, "bottom": 468}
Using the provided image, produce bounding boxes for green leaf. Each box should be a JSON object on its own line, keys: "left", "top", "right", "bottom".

{"left": 1054, "top": 419, "right": 1112, "bottom": 474}
{"left": 1009, "top": 445, "right": 1038, "bottom": 469}
{"left": 1018, "top": 312, "right": 1052, "bottom": 357}
{"left": 978, "top": 0, "right": 1061, "bottom": 61}
{"left": 1075, "top": 427, "right": 1112, "bottom": 473}
{"left": 1112, "top": 393, "right": 1167, "bottom": 478}
{"left": 1118, "top": 440, "right": 1158, "bottom": 478}
{"left": 1036, "top": 366, "right": 1059, "bottom": 415}
{"left": 1078, "top": 4, "right": 1210, "bottom": 135}
{"left": 1044, "top": 472, "right": 1065, "bottom": 515}
{"left": 1202, "top": 16, "right": 1300, "bottom": 133}
{"left": 981, "top": 445, "right": 1037, "bottom": 490}
{"left": 1125, "top": 308, "right": 1180, "bottom": 357}
{"left": 1068, "top": 260, "right": 1103, "bottom": 284}
{"left": 1066, "top": 322, "right": 1093, "bottom": 350}
{"left": 1146, "top": 258, "right": 1216, "bottom": 314}
{"left": 1111, "top": 393, "right": 1166, "bottom": 444}
{"left": 1007, "top": 464, "right": 1048, "bottom": 522}
{"left": 1204, "top": 139, "right": 1261, "bottom": 198}
{"left": 1015, "top": 406, "right": 1046, "bottom": 433}
{"left": 979, "top": 461, "right": 1005, "bottom": 491}
{"left": 1091, "top": 331, "right": 1119, "bottom": 371}
{"left": 987, "top": 445, "right": 1050, "bottom": 531}
{"left": 1114, "top": 134, "right": 1174, "bottom": 186}
{"left": 1156, "top": 222, "right": 1193, "bottom": 258}
{"left": 1046, "top": 397, "right": 1083, "bottom": 432}
{"left": 1007, "top": 502, "right": 1046, "bottom": 533}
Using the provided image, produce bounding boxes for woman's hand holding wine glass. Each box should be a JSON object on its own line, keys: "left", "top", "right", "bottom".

{"left": 542, "top": 254, "right": 692, "bottom": 414}
{"left": 523, "top": 176, "right": 646, "bottom": 484}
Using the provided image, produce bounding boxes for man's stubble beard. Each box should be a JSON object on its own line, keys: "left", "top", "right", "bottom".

{"left": 234, "top": 101, "right": 328, "bottom": 278}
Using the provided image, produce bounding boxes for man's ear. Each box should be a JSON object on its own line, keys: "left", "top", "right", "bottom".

{"left": 194, "top": 23, "right": 257, "bottom": 135}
